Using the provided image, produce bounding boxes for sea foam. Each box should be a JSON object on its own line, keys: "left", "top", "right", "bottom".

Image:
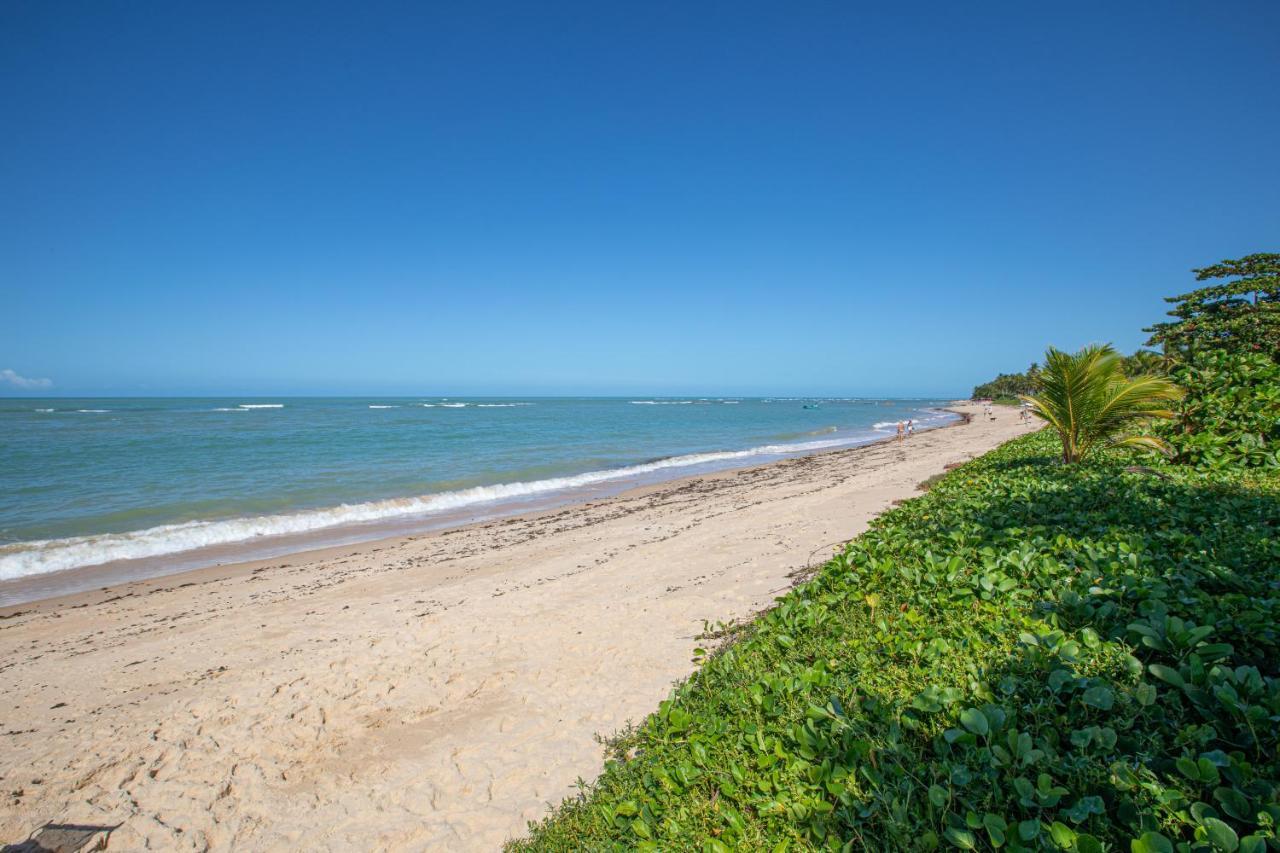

{"left": 0, "top": 429, "right": 917, "bottom": 581}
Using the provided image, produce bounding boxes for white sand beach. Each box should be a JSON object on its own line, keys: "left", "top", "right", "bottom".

{"left": 0, "top": 404, "right": 1027, "bottom": 850}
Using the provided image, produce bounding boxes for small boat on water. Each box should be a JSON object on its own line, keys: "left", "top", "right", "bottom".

{"left": 802, "top": 404, "right": 820, "bottom": 409}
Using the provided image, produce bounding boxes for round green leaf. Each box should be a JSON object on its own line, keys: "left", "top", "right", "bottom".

{"left": 1202, "top": 817, "right": 1239, "bottom": 852}
{"left": 1131, "top": 831, "right": 1174, "bottom": 853}
{"left": 960, "top": 708, "right": 989, "bottom": 737}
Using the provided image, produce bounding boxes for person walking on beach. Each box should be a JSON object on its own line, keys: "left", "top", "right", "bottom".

{"left": 906, "top": 419, "right": 915, "bottom": 437}
{"left": 896, "top": 421, "right": 904, "bottom": 440}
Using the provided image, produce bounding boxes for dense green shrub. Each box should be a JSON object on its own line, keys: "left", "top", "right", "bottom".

{"left": 1163, "top": 351, "right": 1280, "bottom": 469}
{"left": 513, "top": 431, "right": 1280, "bottom": 852}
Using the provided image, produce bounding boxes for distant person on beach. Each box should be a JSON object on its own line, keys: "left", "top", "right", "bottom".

{"left": 907, "top": 419, "right": 915, "bottom": 436}
{"left": 896, "top": 421, "right": 904, "bottom": 440}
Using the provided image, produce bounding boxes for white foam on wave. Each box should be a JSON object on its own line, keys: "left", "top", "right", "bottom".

{"left": 239, "top": 404, "right": 283, "bottom": 409}
{"left": 439, "top": 402, "right": 467, "bottom": 408}
{"left": 34, "top": 408, "right": 54, "bottom": 413}
{"left": 475, "top": 403, "right": 533, "bottom": 408}
{"left": 211, "top": 407, "right": 248, "bottom": 412}
{"left": 77, "top": 409, "right": 110, "bottom": 413}
{"left": 0, "top": 422, "right": 954, "bottom": 582}
{"left": 873, "top": 410, "right": 953, "bottom": 431}
{"left": 630, "top": 400, "right": 696, "bottom": 405}
{"left": 368, "top": 405, "right": 399, "bottom": 409}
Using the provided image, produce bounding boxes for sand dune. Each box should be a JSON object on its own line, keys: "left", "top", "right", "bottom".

{"left": 0, "top": 403, "right": 1027, "bottom": 850}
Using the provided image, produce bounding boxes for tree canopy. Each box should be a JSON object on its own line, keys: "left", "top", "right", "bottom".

{"left": 1144, "top": 252, "right": 1280, "bottom": 360}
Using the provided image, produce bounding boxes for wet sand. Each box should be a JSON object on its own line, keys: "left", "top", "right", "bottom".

{"left": 0, "top": 403, "right": 1027, "bottom": 850}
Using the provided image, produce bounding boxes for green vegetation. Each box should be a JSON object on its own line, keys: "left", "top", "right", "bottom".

{"left": 1160, "top": 351, "right": 1280, "bottom": 469}
{"left": 1142, "top": 254, "right": 1280, "bottom": 471}
{"left": 514, "top": 431, "right": 1280, "bottom": 851}
{"left": 973, "top": 365, "right": 1041, "bottom": 402}
{"left": 972, "top": 354, "right": 1166, "bottom": 404}
{"left": 1021, "top": 344, "right": 1181, "bottom": 464}
{"left": 1145, "top": 254, "right": 1280, "bottom": 361}
{"left": 516, "top": 252, "right": 1279, "bottom": 851}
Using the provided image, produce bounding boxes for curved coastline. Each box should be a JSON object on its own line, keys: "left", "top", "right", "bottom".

{"left": 0, "top": 408, "right": 965, "bottom": 609}
{"left": 0, "top": 403, "right": 1028, "bottom": 851}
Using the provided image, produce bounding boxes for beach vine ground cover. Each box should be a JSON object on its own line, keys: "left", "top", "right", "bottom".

{"left": 512, "top": 429, "right": 1280, "bottom": 851}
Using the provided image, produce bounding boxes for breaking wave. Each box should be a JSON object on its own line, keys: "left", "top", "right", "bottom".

{"left": 0, "top": 423, "right": 950, "bottom": 582}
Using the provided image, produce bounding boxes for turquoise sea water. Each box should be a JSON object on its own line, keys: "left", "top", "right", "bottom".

{"left": 0, "top": 396, "right": 955, "bottom": 602}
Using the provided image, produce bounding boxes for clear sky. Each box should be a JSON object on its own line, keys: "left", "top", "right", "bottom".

{"left": 3, "top": 2, "right": 1278, "bottom": 397}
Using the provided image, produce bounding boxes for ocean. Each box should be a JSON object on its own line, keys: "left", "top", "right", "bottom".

{"left": 0, "top": 396, "right": 955, "bottom": 603}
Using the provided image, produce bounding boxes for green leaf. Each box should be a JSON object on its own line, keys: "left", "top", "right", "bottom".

{"left": 1049, "top": 821, "right": 1076, "bottom": 848}
{"left": 1081, "top": 684, "right": 1115, "bottom": 710}
{"left": 1131, "top": 831, "right": 1174, "bottom": 853}
{"left": 1076, "top": 834, "right": 1103, "bottom": 853}
{"left": 1202, "top": 817, "right": 1239, "bottom": 852}
{"left": 1148, "top": 664, "right": 1185, "bottom": 688}
{"left": 1018, "top": 819, "right": 1041, "bottom": 841}
{"left": 1196, "top": 758, "right": 1221, "bottom": 785}
{"left": 929, "top": 784, "right": 949, "bottom": 808}
{"left": 943, "top": 827, "right": 977, "bottom": 849}
{"left": 983, "top": 813, "right": 1008, "bottom": 848}
{"left": 960, "top": 707, "right": 989, "bottom": 737}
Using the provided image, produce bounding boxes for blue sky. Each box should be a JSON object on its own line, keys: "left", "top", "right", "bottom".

{"left": 3, "top": 2, "right": 1278, "bottom": 397}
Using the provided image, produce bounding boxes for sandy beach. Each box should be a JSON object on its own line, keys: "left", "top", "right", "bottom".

{"left": 0, "top": 403, "right": 1026, "bottom": 850}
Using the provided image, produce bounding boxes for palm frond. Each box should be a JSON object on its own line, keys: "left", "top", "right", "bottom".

{"left": 1026, "top": 344, "right": 1184, "bottom": 463}
{"left": 1109, "top": 434, "right": 1176, "bottom": 458}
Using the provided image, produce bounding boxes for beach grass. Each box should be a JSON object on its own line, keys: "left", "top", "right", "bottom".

{"left": 511, "top": 428, "right": 1280, "bottom": 851}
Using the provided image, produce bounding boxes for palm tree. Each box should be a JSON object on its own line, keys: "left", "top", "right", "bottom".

{"left": 1021, "top": 344, "right": 1182, "bottom": 464}
{"left": 1121, "top": 349, "right": 1170, "bottom": 376}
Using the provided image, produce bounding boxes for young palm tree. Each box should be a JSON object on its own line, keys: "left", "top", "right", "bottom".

{"left": 1021, "top": 344, "right": 1182, "bottom": 464}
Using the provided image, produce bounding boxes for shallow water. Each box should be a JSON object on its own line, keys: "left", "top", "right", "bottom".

{"left": 0, "top": 396, "right": 953, "bottom": 600}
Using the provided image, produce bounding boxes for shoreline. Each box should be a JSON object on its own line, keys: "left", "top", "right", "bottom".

{"left": 0, "top": 407, "right": 966, "bottom": 612}
{"left": 0, "top": 403, "right": 1024, "bottom": 850}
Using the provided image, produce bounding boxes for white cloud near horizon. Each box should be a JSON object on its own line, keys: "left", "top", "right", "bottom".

{"left": 1, "top": 368, "right": 53, "bottom": 389}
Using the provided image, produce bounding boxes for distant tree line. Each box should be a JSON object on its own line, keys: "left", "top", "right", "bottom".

{"left": 971, "top": 365, "right": 1041, "bottom": 401}
{"left": 971, "top": 351, "right": 1164, "bottom": 401}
